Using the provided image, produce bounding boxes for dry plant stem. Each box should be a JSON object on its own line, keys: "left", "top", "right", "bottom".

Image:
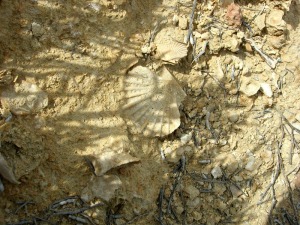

{"left": 15, "top": 201, "right": 35, "bottom": 214}
{"left": 279, "top": 143, "right": 300, "bottom": 224}
{"left": 157, "top": 187, "right": 164, "bottom": 225}
{"left": 279, "top": 110, "right": 300, "bottom": 164}
{"left": 68, "top": 215, "right": 88, "bottom": 224}
{"left": 185, "top": 0, "right": 197, "bottom": 44}
{"left": 192, "top": 41, "right": 208, "bottom": 63}
{"left": 205, "top": 110, "right": 219, "bottom": 142}
{"left": 257, "top": 144, "right": 281, "bottom": 205}
{"left": 245, "top": 38, "right": 279, "bottom": 69}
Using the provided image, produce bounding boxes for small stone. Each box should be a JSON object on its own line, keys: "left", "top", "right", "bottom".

{"left": 184, "top": 185, "right": 200, "bottom": 199}
{"left": 230, "top": 184, "right": 243, "bottom": 198}
{"left": 211, "top": 165, "right": 223, "bottom": 178}
{"left": 254, "top": 13, "right": 266, "bottom": 31}
{"left": 228, "top": 113, "right": 239, "bottom": 123}
{"left": 192, "top": 211, "right": 202, "bottom": 220}
{"left": 180, "top": 132, "right": 192, "bottom": 144}
{"left": 268, "top": 35, "right": 286, "bottom": 49}
{"left": 225, "top": 3, "right": 242, "bottom": 27}
{"left": 178, "top": 16, "right": 188, "bottom": 30}
{"left": 31, "top": 22, "right": 45, "bottom": 37}
{"left": 172, "top": 15, "right": 179, "bottom": 26}
{"left": 245, "top": 156, "right": 256, "bottom": 171}
{"left": 240, "top": 77, "right": 260, "bottom": 97}
{"left": 260, "top": 82, "right": 273, "bottom": 97}
{"left": 214, "top": 183, "right": 226, "bottom": 195}
{"left": 186, "top": 197, "right": 200, "bottom": 208}
{"left": 175, "top": 206, "right": 184, "bottom": 215}
{"left": 266, "top": 9, "right": 286, "bottom": 35}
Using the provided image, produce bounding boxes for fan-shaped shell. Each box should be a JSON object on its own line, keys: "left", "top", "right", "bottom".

{"left": 155, "top": 41, "right": 187, "bottom": 63}
{"left": 122, "top": 66, "right": 186, "bottom": 137}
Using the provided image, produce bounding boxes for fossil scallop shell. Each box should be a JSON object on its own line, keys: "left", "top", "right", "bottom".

{"left": 122, "top": 66, "right": 186, "bottom": 137}
{"left": 155, "top": 41, "right": 187, "bottom": 63}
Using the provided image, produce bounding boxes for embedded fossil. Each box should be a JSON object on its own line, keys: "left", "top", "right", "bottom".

{"left": 122, "top": 65, "right": 186, "bottom": 137}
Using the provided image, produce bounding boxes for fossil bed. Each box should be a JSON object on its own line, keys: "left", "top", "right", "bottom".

{"left": 0, "top": 0, "right": 300, "bottom": 224}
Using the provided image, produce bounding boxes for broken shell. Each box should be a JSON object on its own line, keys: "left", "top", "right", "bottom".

{"left": 122, "top": 66, "right": 186, "bottom": 137}
{"left": 0, "top": 152, "right": 20, "bottom": 184}
{"left": 89, "top": 151, "right": 140, "bottom": 176}
{"left": 239, "top": 77, "right": 260, "bottom": 97}
{"left": 81, "top": 175, "right": 122, "bottom": 202}
{"left": 260, "top": 82, "right": 273, "bottom": 97}
{"left": 155, "top": 41, "right": 187, "bottom": 64}
{"left": 1, "top": 81, "right": 48, "bottom": 115}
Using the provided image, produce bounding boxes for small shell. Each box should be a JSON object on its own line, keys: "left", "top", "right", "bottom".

{"left": 90, "top": 151, "right": 140, "bottom": 176}
{"left": 122, "top": 66, "right": 186, "bottom": 137}
{"left": 1, "top": 81, "right": 48, "bottom": 115}
{"left": 155, "top": 41, "right": 187, "bottom": 63}
{"left": 239, "top": 77, "right": 260, "bottom": 97}
{"left": 81, "top": 175, "right": 122, "bottom": 202}
{"left": 0, "top": 153, "right": 20, "bottom": 184}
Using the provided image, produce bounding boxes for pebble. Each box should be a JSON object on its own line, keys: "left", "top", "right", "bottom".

{"left": 240, "top": 77, "right": 260, "bottom": 96}
{"left": 230, "top": 184, "right": 243, "bottom": 198}
{"left": 260, "top": 82, "right": 273, "bottom": 97}
{"left": 172, "top": 14, "right": 179, "bottom": 26}
{"left": 228, "top": 113, "right": 239, "bottom": 123}
{"left": 187, "top": 197, "right": 200, "bottom": 208}
{"left": 254, "top": 13, "right": 266, "bottom": 31}
{"left": 180, "top": 132, "right": 192, "bottom": 144}
{"left": 31, "top": 22, "right": 44, "bottom": 37}
{"left": 269, "top": 35, "right": 286, "bottom": 49}
{"left": 192, "top": 211, "right": 202, "bottom": 220}
{"left": 184, "top": 185, "right": 200, "bottom": 199}
{"left": 211, "top": 165, "right": 223, "bottom": 178}
{"left": 214, "top": 183, "right": 226, "bottom": 195}
{"left": 266, "top": 9, "right": 286, "bottom": 35}
{"left": 178, "top": 16, "right": 188, "bottom": 30}
{"left": 245, "top": 156, "right": 256, "bottom": 171}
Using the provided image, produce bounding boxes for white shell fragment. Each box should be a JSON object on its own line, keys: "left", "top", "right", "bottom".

{"left": 0, "top": 153, "right": 20, "bottom": 184}
{"left": 81, "top": 175, "right": 122, "bottom": 202}
{"left": 239, "top": 77, "right": 260, "bottom": 97}
{"left": 155, "top": 41, "right": 188, "bottom": 63}
{"left": 260, "top": 82, "right": 273, "bottom": 97}
{"left": 1, "top": 81, "right": 48, "bottom": 115}
{"left": 90, "top": 151, "right": 140, "bottom": 176}
{"left": 122, "top": 66, "right": 186, "bottom": 137}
